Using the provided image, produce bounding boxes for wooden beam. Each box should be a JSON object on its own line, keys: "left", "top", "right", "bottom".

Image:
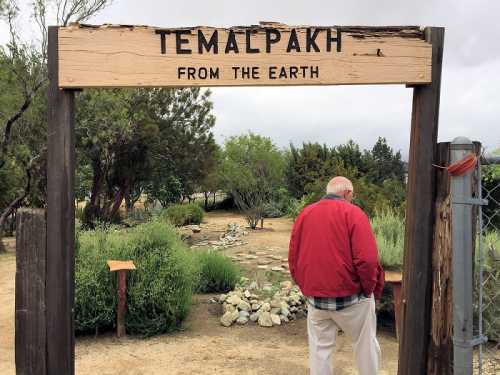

{"left": 47, "top": 26, "right": 75, "bottom": 375}
{"left": 398, "top": 27, "right": 444, "bottom": 375}
{"left": 58, "top": 24, "right": 432, "bottom": 88}
{"left": 15, "top": 209, "right": 47, "bottom": 375}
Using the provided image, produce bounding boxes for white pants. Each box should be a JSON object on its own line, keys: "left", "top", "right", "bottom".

{"left": 307, "top": 296, "right": 381, "bottom": 375}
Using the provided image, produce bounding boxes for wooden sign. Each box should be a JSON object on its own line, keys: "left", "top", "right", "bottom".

{"left": 58, "top": 23, "right": 432, "bottom": 88}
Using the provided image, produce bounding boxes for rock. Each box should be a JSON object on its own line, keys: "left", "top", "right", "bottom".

{"left": 248, "top": 281, "right": 259, "bottom": 290}
{"left": 270, "top": 313, "right": 281, "bottom": 326}
{"left": 260, "top": 302, "right": 271, "bottom": 312}
{"left": 236, "top": 316, "right": 249, "bottom": 324}
{"left": 257, "top": 265, "right": 269, "bottom": 270}
{"left": 226, "top": 295, "right": 242, "bottom": 306}
{"left": 281, "top": 258, "right": 288, "bottom": 262}
{"left": 250, "top": 311, "right": 261, "bottom": 322}
{"left": 223, "top": 303, "right": 236, "bottom": 314}
{"left": 271, "top": 307, "right": 281, "bottom": 315}
{"left": 239, "top": 310, "right": 250, "bottom": 319}
{"left": 219, "top": 294, "right": 228, "bottom": 303}
{"left": 237, "top": 301, "right": 251, "bottom": 312}
{"left": 280, "top": 281, "right": 293, "bottom": 289}
{"left": 191, "top": 225, "right": 202, "bottom": 233}
{"left": 281, "top": 307, "right": 290, "bottom": 317}
{"left": 257, "top": 259, "right": 273, "bottom": 265}
{"left": 280, "top": 315, "right": 289, "bottom": 323}
{"left": 251, "top": 303, "right": 261, "bottom": 311}
{"left": 245, "top": 255, "right": 258, "bottom": 259}
{"left": 221, "top": 310, "right": 239, "bottom": 327}
{"left": 262, "top": 285, "right": 272, "bottom": 291}
{"left": 271, "top": 266, "right": 284, "bottom": 272}
{"left": 270, "top": 299, "right": 281, "bottom": 308}
{"left": 244, "top": 290, "right": 251, "bottom": 298}
{"left": 258, "top": 312, "right": 273, "bottom": 327}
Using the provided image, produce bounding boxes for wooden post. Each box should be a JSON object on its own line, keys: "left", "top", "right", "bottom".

{"left": 117, "top": 270, "right": 127, "bottom": 338}
{"left": 107, "top": 260, "right": 136, "bottom": 338}
{"left": 428, "top": 142, "right": 453, "bottom": 374}
{"left": 398, "top": 27, "right": 445, "bottom": 375}
{"left": 15, "top": 209, "right": 47, "bottom": 375}
{"left": 47, "top": 26, "right": 76, "bottom": 375}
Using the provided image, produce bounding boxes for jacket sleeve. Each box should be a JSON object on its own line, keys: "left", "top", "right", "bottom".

{"left": 288, "top": 213, "right": 303, "bottom": 283}
{"left": 349, "top": 207, "right": 384, "bottom": 299}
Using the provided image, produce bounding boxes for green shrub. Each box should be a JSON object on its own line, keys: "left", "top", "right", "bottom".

{"left": 163, "top": 203, "right": 204, "bottom": 226}
{"left": 287, "top": 193, "right": 317, "bottom": 220}
{"left": 476, "top": 231, "right": 500, "bottom": 341}
{"left": 371, "top": 209, "right": 404, "bottom": 271}
{"left": 195, "top": 251, "right": 240, "bottom": 293}
{"left": 75, "top": 220, "right": 197, "bottom": 337}
{"left": 263, "top": 188, "right": 295, "bottom": 218}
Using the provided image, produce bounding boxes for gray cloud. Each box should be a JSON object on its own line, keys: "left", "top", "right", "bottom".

{"left": 2, "top": 0, "right": 499, "bottom": 156}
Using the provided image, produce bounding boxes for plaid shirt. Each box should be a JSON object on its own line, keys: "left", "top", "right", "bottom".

{"left": 307, "top": 292, "right": 367, "bottom": 311}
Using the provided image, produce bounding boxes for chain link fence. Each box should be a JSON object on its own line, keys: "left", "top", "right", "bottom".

{"left": 474, "top": 156, "right": 500, "bottom": 374}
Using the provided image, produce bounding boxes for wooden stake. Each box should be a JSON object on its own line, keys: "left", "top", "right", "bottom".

{"left": 117, "top": 270, "right": 127, "bottom": 338}
{"left": 398, "top": 27, "right": 444, "bottom": 375}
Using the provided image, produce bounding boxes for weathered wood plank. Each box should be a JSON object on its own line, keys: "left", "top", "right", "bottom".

{"left": 47, "top": 26, "right": 75, "bottom": 375}
{"left": 58, "top": 23, "right": 432, "bottom": 88}
{"left": 15, "top": 209, "right": 47, "bottom": 375}
{"left": 398, "top": 27, "right": 444, "bottom": 375}
{"left": 428, "top": 142, "right": 453, "bottom": 375}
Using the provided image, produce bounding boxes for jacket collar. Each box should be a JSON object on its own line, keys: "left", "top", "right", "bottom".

{"left": 322, "top": 193, "right": 344, "bottom": 201}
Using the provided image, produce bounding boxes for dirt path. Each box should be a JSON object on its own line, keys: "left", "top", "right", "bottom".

{"left": 0, "top": 213, "right": 399, "bottom": 374}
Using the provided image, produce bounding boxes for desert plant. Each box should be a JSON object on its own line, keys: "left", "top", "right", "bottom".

{"left": 371, "top": 209, "right": 405, "bottom": 271}
{"left": 195, "top": 251, "right": 240, "bottom": 293}
{"left": 75, "top": 219, "right": 197, "bottom": 336}
{"left": 163, "top": 203, "right": 204, "bottom": 226}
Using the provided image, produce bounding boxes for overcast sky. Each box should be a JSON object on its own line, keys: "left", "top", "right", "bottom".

{"left": 1, "top": 0, "right": 499, "bottom": 157}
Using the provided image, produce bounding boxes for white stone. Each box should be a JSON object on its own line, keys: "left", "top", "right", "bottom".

{"left": 219, "top": 294, "right": 227, "bottom": 303}
{"left": 237, "top": 301, "right": 251, "bottom": 312}
{"left": 221, "top": 310, "right": 239, "bottom": 327}
{"left": 260, "top": 302, "right": 271, "bottom": 312}
{"left": 270, "top": 313, "right": 281, "bottom": 326}
{"left": 258, "top": 312, "right": 273, "bottom": 327}
{"left": 250, "top": 311, "right": 261, "bottom": 322}
{"left": 223, "top": 303, "right": 236, "bottom": 314}
{"left": 271, "top": 266, "right": 284, "bottom": 272}
{"left": 226, "top": 295, "right": 242, "bottom": 306}
{"left": 244, "top": 290, "right": 251, "bottom": 298}
{"left": 257, "top": 265, "right": 269, "bottom": 270}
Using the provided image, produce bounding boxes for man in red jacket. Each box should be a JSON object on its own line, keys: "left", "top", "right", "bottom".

{"left": 289, "top": 176, "right": 384, "bottom": 375}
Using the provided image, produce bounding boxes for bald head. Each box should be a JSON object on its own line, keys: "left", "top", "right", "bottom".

{"left": 326, "top": 176, "right": 354, "bottom": 202}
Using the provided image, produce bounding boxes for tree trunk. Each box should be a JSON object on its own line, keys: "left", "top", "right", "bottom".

{"left": 213, "top": 192, "right": 216, "bottom": 205}
{"left": 204, "top": 192, "right": 209, "bottom": 211}
{"left": 107, "top": 188, "right": 126, "bottom": 222}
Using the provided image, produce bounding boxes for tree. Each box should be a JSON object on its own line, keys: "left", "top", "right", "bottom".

{"left": 220, "top": 133, "right": 285, "bottom": 229}
{"left": 285, "top": 142, "right": 356, "bottom": 199}
{"left": 76, "top": 87, "right": 217, "bottom": 226}
{"left": 365, "top": 137, "right": 406, "bottom": 185}
{"left": 0, "top": 0, "right": 113, "bottom": 244}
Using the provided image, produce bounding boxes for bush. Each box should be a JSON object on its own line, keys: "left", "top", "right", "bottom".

{"left": 476, "top": 231, "right": 500, "bottom": 341}
{"left": 371, "top": 209, "right": 404, "bottom": 271}
{"left": 163, "top": 203, "right": 204, "bottom": 226}
{"left": 287, "top": 193, "right": 317, "bottom": 220}
{"left": 263, "top": 188, "right": 295, "bottom": 218}
{"left": 195, "top": 251, "right": 240, "bottom": 293}
{"left": 75, "top": 220, "right": 197, "bottom": 336}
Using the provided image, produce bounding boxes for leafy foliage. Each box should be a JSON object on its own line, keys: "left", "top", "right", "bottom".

{"left": 163, "top": 203, "right": 204, "bottom": 227}
{"left": 195, "top": 251, "right": 240, "bottom": 293}
{"left": 371, "top": 209, "right": 405, "bottom": 270}
{"left": 220, "top": 133, "right": 285, "bottom": 228}
{"left": 75, "top": 220, "right": 198, "bottom": 336}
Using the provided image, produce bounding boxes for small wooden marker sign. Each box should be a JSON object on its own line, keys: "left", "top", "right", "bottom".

{"left": 58, "top": 23, "right": 432, "bottom": 88}
{"left": 107, "top": 260, "right": 136, "bottom": 338}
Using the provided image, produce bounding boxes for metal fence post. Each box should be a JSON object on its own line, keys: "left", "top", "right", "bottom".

{"left": 451, "top": 136, "right": 474, "bottom": 374}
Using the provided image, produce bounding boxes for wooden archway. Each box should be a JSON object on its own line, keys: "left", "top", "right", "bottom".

{"left": 42, "top": 23, "right": 443, "bottom": 375}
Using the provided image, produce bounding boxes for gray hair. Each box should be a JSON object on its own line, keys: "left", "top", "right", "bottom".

{"left": 326, "top": 180, "right": 353, "bottom": 195}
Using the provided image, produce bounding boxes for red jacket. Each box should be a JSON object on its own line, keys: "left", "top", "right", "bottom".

{"left": 288, "top": 196, "right": 384, "bottom": 299}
